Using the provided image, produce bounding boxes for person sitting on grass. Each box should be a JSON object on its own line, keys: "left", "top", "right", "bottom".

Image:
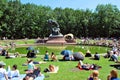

{"left": 1, "top": 49, "right": 7, "bottom": 56}
{"left": 51, "top": 52, "right": 57, "bottom": 61}
{"left": 85, "top": 50, "right": 92, "bottom": 57}
{"left": 109, "top": 51, "right": 118, "bottom": 62}
{"left": 25, "top": 59, "right": 35, "bottom": 73}
{"left": 27, "top": 50, "right": 36, "bottom": 58}
{"left": 0, "top": 61, "right": 8, "bottom": 80}
{"left": 94, "top": 52, "right": 100, "bottom": 60}
{"left": 87, "top": 70, "right": 101, "bottom": 80}
{"left": 7, "top": 64, "right": 20, "bottom": 79}
{"left": 44, "top": 51, "right": 49, "bottom": 61}
{"left": 107, "top": 69, "right": 120, "bottom": 80}
{"left": 104, "top": 51, "right": 111, "bottom": 58}
{"left": 63, "top": 54, "right": 74, "bottom": 61}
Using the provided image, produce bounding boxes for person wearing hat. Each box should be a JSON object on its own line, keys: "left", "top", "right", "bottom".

{"left": 85, "top": 50, "right": 92, "bottom": 57}
{"left": 0, "top": 61, "right": 8, "bottom": 80}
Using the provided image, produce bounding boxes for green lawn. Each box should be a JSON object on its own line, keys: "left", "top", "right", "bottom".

{"left": 8, "top": 45, "right": 110, "bottom": 55}
{"left": 0, "top": 39, "right": 35, "bottom": 46}
{"left": 1, "top": 54, "right": 120, "bottom": 80}
{"left": 0, "top": 40, "right": 119, "bottom": 80}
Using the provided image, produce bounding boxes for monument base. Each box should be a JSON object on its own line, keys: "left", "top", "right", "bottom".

{"left": 46, "top": 36, "right": 66, "bottom": 44}
{"left": 65, "top": 39, "right": 76, "bottom": 43}
{"left": 49, "top": 33, "right": 63, "bottom": 37}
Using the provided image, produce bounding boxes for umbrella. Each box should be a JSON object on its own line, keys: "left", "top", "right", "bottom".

{"left": 73, "top": 52, "right": 84, "bottom": 61}
{"left": 26, "top": 46, "right": 34, "bottom": 51}
{"left": 61, "top": 50, "right": 72, "bottom": 56}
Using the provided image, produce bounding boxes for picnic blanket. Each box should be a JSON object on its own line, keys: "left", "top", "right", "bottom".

{"left": 9, "top": 74, "right": 44, "bottom": 80}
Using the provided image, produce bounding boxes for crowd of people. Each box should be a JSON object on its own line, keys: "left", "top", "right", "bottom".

{"left": 0, "top": 61, "right": 20, "bottom": 80}
{"left": 43, "top": 51, "right": 58, "bottom": 61}
{"left": 0, "top": 49, "right": 59, "bottom": 80}
{"left": 0, "top": 37, "right": 120, "bottom": 80}
{"left": 1, "top": 59, "right": 120, "bottom": 80}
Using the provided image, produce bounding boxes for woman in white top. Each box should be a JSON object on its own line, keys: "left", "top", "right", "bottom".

{"left": 7, "top": 64, "right": 20, "bottom": 79}
{"left": 0, "top": 61, "right": 8, "bottom": 80}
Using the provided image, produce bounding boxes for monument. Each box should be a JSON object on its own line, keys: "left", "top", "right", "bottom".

{"left": 64, "top": 33, "right": 76, "bottom": 43}
{"left": 46, "top": 19, "right": 66, "bottom": 44}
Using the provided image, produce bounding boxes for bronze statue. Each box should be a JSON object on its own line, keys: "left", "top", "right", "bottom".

{"left": 47, "top": 19, "right": 61, "bottom": 36}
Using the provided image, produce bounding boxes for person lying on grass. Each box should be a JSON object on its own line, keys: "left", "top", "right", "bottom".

{"left": 76, "top": 60, "right": 101, "bottom": 70}
{"left": 22, "top": 59, "right": 46, "bottom": 66}
{"left": 44, "top": 64, "right": 59, "bottom": 73}
{"left": 5, "top": 51, "right": 17, "bottom": 59}
{"left": 23, "top": 67, "right": 42, "bottom": 80}
{"left": 77, "top": 60, "right": 91, "bottom": 70}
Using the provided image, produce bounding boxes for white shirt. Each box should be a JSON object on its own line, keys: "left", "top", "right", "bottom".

{"left": 8, "top": 70, "right": 20, "bottom": 78}
{"left": 0, "top": 68, "right": 7, "bottom": 80}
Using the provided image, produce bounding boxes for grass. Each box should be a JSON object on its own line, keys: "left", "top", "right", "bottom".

{"left": 1, "top": 55, "right": 120, "bottom": 80}
{"left": 0, "top": 39, "right": 119, "bottom": 80}
{"left": 0, "top": 39, "right": 35, "bottom": 46}
{"left": 8, "top": 45, "right": 110, "bottom": 55}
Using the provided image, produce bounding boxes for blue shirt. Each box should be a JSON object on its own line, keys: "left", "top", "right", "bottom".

{"left": 111, "top": 77, "right": 120, "bottom": 80}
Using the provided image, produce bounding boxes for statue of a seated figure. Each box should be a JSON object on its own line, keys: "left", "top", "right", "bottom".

{"left": 47, "top": 19, "right": 63, "bottom": 37}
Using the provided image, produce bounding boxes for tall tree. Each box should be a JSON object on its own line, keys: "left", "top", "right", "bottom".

{"left": 95, "top": 4, "right": 120, "bottom": 37}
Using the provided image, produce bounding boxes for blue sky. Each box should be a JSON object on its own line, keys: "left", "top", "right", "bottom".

{"left": 20, "top": 0, "right": 120, "bottom": 10}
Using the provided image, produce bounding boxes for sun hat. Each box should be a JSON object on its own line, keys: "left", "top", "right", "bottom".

{"left": 0, "top": 61, "right": 6, "bottom": 66}
{"left": 87, "top": 50, "right": 91, "bottom": 53}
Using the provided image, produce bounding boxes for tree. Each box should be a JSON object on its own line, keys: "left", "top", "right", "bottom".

{"left": 95, "top": 4, "right": 120, "bottom": 37}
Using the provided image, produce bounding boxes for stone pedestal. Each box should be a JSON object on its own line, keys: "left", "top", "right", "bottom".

{"left": 46, "top": 36, "right": 66, "bottom": 44}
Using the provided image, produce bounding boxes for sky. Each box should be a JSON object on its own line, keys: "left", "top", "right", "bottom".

{"left": 20, "top": 0, "right": 120, "bottom": 10}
